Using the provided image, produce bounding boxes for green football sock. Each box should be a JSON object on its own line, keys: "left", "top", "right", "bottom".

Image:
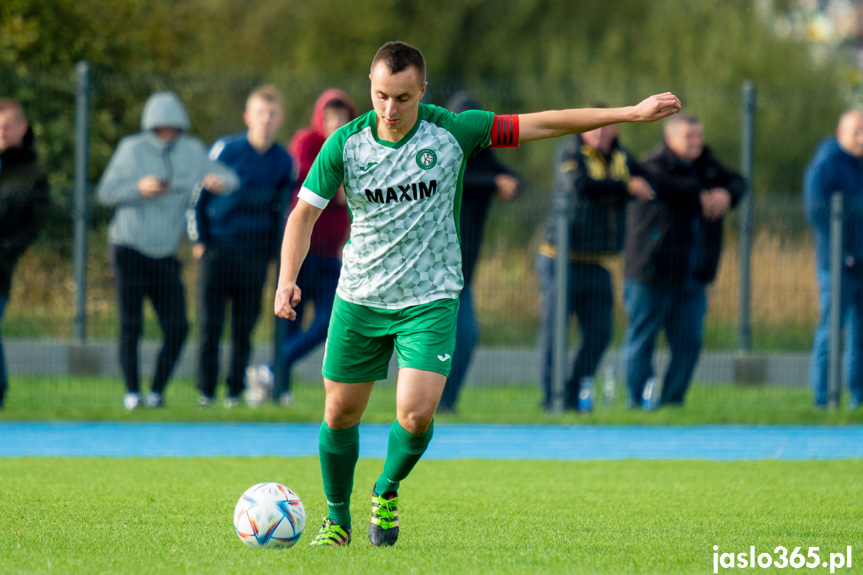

{"left": 318, "top": 421, "right": 360, "bottom": 529}
{"left": 374, "top": 419, "right": 434, "bottom": 496}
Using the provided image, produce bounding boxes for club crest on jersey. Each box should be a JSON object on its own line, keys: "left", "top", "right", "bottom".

{"left": 416, "top": 148, "right": 437, "bottom": 170}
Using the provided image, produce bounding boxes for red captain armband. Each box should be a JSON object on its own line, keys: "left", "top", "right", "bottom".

{"left": 490, "top": 114, "right": 519, "bottom": 148}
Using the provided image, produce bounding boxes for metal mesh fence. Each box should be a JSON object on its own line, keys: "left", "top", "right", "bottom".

{"left": 0, "top": 65, "right": 854, "bottom": 421}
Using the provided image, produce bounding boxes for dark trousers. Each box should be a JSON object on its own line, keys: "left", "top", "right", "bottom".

{"left": 111, "top": 245, "right": 188, "bottom": 395}
{"left": 274, "top": 253, "right": 340, "bottom": 395}
{"left": 622, "top": 278, "right": 705, "bottom": 407}
{"left": 537, "top": 254, "right": 614, "bottom": 409}
{"left": 439, "top": 286, "right": 478, "bottom": 410}
{"left": 0, "top": 294, "right": 7, "bottom": 405}
{"left": 197, "top": 248, "right": 270, "bottom": 399}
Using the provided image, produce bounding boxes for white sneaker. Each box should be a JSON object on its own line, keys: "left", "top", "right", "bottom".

{"left": 123, "top": 393, "right": 141, "bottom": 411}
{"left": 143, "top": 392, "right": 163, "bottom": 408}
{"left": 223, "top": 396, "right": 241, "bottom": 409}
{"left": 279, "top": 392, "right": 294, "bottom": 407}
{"left": 197, "top": 396, "right": 214, "bottom": 407}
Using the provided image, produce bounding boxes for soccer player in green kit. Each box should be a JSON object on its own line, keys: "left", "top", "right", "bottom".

{"left": 274, "top": 41, "right": 681, "bottom": 547}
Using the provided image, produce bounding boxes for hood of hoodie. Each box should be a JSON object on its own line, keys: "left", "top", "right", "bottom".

{"left": 310, "top": 88, "right": 356, "bottom": 137}
{"left": 140, "top": 91, "right": 191, "bottom": 131}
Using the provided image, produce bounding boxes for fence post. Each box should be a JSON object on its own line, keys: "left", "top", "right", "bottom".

{"left": 738, "top": 80, "right": 755, "bottom": 353}
{"left": 828, "top": 192, "right": 843, "bottom": 408}
{"left": 73, "top": 60, "right": 90, "bottom": 343}
{"left": 551, "top": 188, "right": 571, "bottom": 413}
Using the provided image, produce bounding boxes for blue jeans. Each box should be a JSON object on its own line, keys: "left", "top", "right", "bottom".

{"left": 274, "top": 254, "right": 341, "bottom": 395}
{"left": 537, "top": 255, "right": 614, "bottom": 409}
{"left": 810, "top": 267, "right": 863, "bottom": 406}
{"left": 0, "top": 294, "right": 7, "bottom": 401}
{"left": 622, "top": 279, "right": 705, "bottom": 407}
{"left": 439, "top": 286, "right": 479, "bottom": 410}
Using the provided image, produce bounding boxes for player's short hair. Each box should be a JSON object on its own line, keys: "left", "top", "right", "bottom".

{"left": 664, "top": 112, "right": 701, "bottom": 134}
{"left": 246, "top": 85, "right": 283, "bottom": 110}
{"left": 0, "top": 99, "right": 27, "bottom": 123}
{"left": 371, "top": 41, "right": 426, "bottom": 80}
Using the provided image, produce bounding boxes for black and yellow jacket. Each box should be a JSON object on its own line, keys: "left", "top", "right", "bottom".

{"left": 540, "top": 134, "right": 645, "bottom": 260}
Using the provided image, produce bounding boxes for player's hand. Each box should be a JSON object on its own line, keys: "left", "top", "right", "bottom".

{"left": 494, "top": 174, "right": 520, "bottom": 202}
{"left": 203, "top": 174, "right": 227, "bottom": 194}
{"left": 274, "top": 284, "right": 302, "bottom": 320}
{"left": 630, "top": 93, "right": 681, "bottom": 123}
{"left": 138, "top": 176, "right": 169, "bottom": 197}
{"left": 628, "top": 176, "right": 655, "bottom": 202}
{"left": 193, "top": 243, "right": 206, "bottom": 260}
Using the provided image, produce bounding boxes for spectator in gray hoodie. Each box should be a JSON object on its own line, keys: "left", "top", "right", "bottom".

{"left": 97, "top": 91, "right": 239, "bottom": 410}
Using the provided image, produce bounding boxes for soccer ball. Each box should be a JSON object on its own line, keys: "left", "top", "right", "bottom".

{"left": 233, "top": 482, "right": 305, "bottom": 549}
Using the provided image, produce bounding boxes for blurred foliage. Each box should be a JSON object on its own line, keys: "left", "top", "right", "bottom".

{"left": 0, "top": 0, "right": 855, "bottom": 248}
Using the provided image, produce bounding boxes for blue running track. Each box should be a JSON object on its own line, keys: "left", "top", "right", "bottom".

{"left": 1, "top": 422, "right": 863, "bottom": 460}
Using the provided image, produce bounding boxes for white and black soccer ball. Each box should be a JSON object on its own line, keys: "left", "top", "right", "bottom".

{"left": 233, "top": 482, "right": 305, "bottom": 549}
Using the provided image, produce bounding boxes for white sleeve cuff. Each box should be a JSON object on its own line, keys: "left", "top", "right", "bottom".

{"left": 298, "top": 186, "right": 330, "bottom": 209}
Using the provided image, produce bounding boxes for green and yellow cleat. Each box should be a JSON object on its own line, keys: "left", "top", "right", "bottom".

{"left": 308, "top": 518, "right": 351, "bottom": 547}
{"left": 368, "top": 489, "right": 399, "bottom": 546}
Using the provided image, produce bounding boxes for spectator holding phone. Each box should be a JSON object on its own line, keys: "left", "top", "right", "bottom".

{"left": 97, "top": 91, "right": 239, "bottom": 410}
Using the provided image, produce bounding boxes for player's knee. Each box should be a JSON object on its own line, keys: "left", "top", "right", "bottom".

{"left": 397, "top": 408, "right": 434, "bottom": 435}
{"left": 323, "top": 399, "right": 364, "bottom": 429}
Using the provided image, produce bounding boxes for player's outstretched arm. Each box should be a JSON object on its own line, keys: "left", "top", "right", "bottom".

{"left": 274, "top": 199, "right": 323, "bottom": 321}
{"left": 518, "top": 93, "right": 681, "bottom": 142}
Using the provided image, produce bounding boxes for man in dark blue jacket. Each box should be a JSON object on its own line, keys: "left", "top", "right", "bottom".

{"left": 623, "top": 114, "right": 744, "bottom": 408}
{"left": 537, "top": 120, "right": 654, "bottom": 411}
{"left": 188, "top": 85, "right": 294, "bottom": 407}
{"left": 805, "top": 109, "right": 863, "bottom": 408}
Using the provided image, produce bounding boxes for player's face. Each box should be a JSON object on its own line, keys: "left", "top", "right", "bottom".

{"left": 369, "top": 61, "right": 427, "bottom": 142}
{"left": 665, "top": 122, "right": 704, "bottom": 163}
{"left": 837, "top": 112, "right": 863, "bottom": 159}
{"left": 245, "top": 97, "right": 284, "bottom": 144}
{"left": 0, "top": 109, "right": 28, "bottom": 153}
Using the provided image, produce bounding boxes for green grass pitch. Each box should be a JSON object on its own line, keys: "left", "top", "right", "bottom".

{"left": 3, "top": 376, "right": 863, "bottom": 425}
{"left": 2, "top": 458, "right": 862, "bottom": 574}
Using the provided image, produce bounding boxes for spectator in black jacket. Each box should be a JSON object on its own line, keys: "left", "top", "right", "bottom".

{"left": 0, "top": 99, "right": 49, "bottom": 409}
{"left": 437, "top": 92, "right": 521, "bottom": 414}
{"left": 623, "top": 113, "right": 744, "bottom": 408}
{"left": 537, "top": 121, "right": 654, "bottom": 411}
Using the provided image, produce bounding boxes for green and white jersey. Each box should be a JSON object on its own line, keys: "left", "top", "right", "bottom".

{"left": 299, "top": 103, "right": 494, "bottom": 309}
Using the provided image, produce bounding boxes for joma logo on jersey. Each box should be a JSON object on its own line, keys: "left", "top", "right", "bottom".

{"left": 364, "top": 180, "right": 438, "bottom": 204}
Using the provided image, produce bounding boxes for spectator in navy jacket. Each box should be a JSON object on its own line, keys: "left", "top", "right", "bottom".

{"left": 188, "top": 85, "right": 295, "bottom": 407}
{"left": 805, "top": 109, "right": 863, "bottom": 408}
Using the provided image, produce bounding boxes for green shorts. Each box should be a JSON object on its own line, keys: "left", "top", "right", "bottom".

{"left": 321, "top": 295, "right": 459, "bottom": 383}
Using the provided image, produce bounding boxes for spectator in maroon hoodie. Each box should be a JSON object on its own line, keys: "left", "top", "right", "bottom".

{"left": 274, "top": 89, "right": 355, "bottom": 405}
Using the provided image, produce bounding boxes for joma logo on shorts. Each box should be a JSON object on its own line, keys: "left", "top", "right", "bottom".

{"left": 364, "top": 180, "right": 437, "bottom": 204}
